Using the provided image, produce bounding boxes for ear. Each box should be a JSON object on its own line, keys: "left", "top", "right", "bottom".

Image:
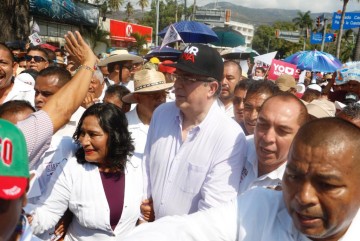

{"left": 208, "top": 81, "right": 219, "bottom": 97}
{"left": 12, "top": 62, "right": 18, "bottom": 76}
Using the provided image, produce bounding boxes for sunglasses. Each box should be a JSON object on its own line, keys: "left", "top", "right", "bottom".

{"left": 123, "top": 65, "right": 133, "bottom": 71}
{"left": 25, "top": 55, "right": 47, "bottom": 63}
{"left": 172, "top": 73, "right": 213, "bottom": 84}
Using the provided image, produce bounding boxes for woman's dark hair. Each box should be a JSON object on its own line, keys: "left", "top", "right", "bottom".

{"left": 73, "top": 103, "right": 134, "bottom": 172}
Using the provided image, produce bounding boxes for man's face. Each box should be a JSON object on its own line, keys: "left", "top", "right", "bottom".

{"left": 0, "top": 48, "right": 16, "bottom": 90}
{"left": 220, "top": 64, "right": 241, "bottom": 102}
{"left": 121, "top": 61, "right": 133, "bottom": 83}
{"left": 173, "top": 71, "right": 215, "bottom": 113}
{"left": 254, "top": 98, "right": 301, "bottom": 175}
{"left": 243, "top": 92, "right": 272, "bottom": 135}
{"left": 88, "top": 76, "right": 104, "bottom": 99}
{"left": 26, "top": 50, "right": 49, "bottom": 72}
{"left": 135, "top": 90, "right": 167, "bottom": 113}
{"left": 0, "top": 197, "right": 25, "bottom": 241}
{"left": 34, "top": 75, "right": 61, "bottom": 110}
{"left": 233, "top": 88, "right": 247, "bottom": 124}
{"left": 283, "top": 140, "right": 360, "bottom": 240}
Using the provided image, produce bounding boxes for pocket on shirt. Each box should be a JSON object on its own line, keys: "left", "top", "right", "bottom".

{"left": 180, "top": 163, "right": 207, "bottom": 194}
{"left": 69, "top": 201, "right": 97, "bottom": 228}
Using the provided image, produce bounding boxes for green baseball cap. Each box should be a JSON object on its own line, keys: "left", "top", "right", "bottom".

{"left": 0, "top": 119, "right": 29, "bottom": 200}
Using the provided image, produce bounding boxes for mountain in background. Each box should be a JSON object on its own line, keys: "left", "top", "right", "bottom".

{"left": 202, "top": 2, "right": 359, "bottom": 26}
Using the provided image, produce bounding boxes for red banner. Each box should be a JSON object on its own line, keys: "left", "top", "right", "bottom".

{"left": 110, "top": 20, "right": 152, "bottom": 43}
{"left": 268, "top": 59, "right": 298, "bottom": 81}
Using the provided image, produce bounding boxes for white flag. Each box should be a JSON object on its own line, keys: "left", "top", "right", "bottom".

{"left": 29, "top": 32, "right": 42, "bottom": 46}
{"left": 32, "top": 21, "right": 40, "bottom": 33}
{"left": 160, "top": 24, "right": 182, "bottom": 49}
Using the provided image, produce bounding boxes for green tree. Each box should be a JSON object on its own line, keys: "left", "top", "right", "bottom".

{"left": 292, "top": 11, "right": 313, "bottom": 32}
{"left": 129, "top": 32, "right": 149, "bottom": 54}
{"left": 83, "top": 27, "right": 110, "bottom": 49}
{"left": 107, "top": 0, "right": 125, "bottom": 11}
{"left": 138, "top": 0, "right": 149, "bottom": 12}
{"left": 125, "top": 2, "right": 134, "bottom": 20}
{"left": 0, "top": 0, "right": 30, "bottom": 42}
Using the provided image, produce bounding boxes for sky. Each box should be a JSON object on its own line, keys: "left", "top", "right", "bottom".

{"left": 195, "top": 0, "right": 360, "bottom": 13}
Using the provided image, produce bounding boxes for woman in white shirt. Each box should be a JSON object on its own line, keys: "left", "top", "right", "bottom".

{"left": 29, "top": 103, "right": 143, "bottom": 240}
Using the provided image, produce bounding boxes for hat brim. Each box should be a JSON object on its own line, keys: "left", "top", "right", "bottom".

{"left": 164, "top": 62, "right": 218, "bottom": 81}
{"left": 0, "top": 176, "right": 27, "bottom": 200}
{"left": 122, "top": 83, "right": 174, "bottom": 103}
{"left": 98, "top": 54, "right": 143, "bottom": 67}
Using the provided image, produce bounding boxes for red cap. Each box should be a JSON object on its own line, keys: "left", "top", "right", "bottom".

{"left": 0, "top": 176, "right": 28, "bottom": 199}
{"left": 158, "top": 60, "right": 176, "bottom": 74}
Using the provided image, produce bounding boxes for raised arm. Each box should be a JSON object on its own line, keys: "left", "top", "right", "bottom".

{"left": 42, "top": 31, "right": 97, "bottom": 133}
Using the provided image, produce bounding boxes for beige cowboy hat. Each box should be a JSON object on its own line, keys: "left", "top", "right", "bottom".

{"left": 122, "top": 69, "right": 174, "bottom": 103}
{"left": 98, "top": 49, "right": 143, "bottom": 66}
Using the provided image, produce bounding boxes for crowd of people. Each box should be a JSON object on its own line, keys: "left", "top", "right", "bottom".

{"left": 0, "top": 30, "right": 360, "bottom": 241}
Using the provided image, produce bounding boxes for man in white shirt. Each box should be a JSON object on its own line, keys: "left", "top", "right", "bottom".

{"left": 124, "top": 117, "right": 360, "bottom": 241}
{"left": 218, "top": 60, "right": 242, "bottom": 118}
{"left": 239, "top": 93, "right": 308, "bottom": 194}
{"left": 142, "top": 44, "right": 246, "bottom": 220}
{"left": 122, "top": 69, "right": 173, "bottom": 161}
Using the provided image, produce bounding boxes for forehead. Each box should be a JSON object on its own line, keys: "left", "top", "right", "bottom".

{"left": 234, "top": 88, "right": 246, "bottom": 97}
{"left": 245, "top": 92, "right": 270, "bottom": 106}
{"left": 35, "top": 75, "right": 60, "bottom": 87}
{"left": 288, "top": 140, "right": 357, "bottom": 180}
{"left": 224, "top": 64, "right": 240, "bottom": 74}
{"left": 258, "top": 98, "right": 300, "bottom": 127}
{"left": 28, "top": 50, "right": 46, "bottom": 58}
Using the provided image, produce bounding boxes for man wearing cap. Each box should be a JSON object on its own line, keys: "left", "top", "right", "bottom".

{"left": 275, "top": 74, "right": 298, "bottom": 95}
{"left": 306, "top": 99, "right": 336, "bottom": 119}
{"left": 123, "top": 69, "right": 173, "bottom": 161}
{"left": 0, "top": 120, "right": 41, "bottom": 241}
{"left": 98, "top": 49, "right": 143, "bottom": 92}
{"left": 142, "top": 44, "right": 246, "bottom": 220}
{"left": 218, "top": 60, "right": 242, "bottom": 118}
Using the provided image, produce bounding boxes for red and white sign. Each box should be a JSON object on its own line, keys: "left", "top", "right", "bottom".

{"left": 110, "top": 20, "right": 152, "bottom": 43}
{"left": 268, "top": 59, "right": 298, "bottom": 81}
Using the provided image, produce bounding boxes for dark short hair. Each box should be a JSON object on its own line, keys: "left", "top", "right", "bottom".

{"left": 301, "top": 89, "right": 321, "bottom": 103}
{"left": 27, "top": 46, "right": 49, "bottom": 60}
{"left": 255, "top": 67, "right": 266, "bottom": 74}
{"left": 20, "top": 68, "right": 39, "bottom": 80}
{"left": 105, "top": 85, "right": 130, "bottom": 100}
{"left": 338, "top": 103, "right": 360, "bottom": 121}
{"left": 0, "top": 100, "right": 35, "bottom": 117}
{"left": 234, "top": 78, "right": 252, "bottom": 92}
{"left": 245, "top": 79, "right": 280, "bottom": 99}
{"left": 73, "top": 103, "right": 134, "bottom": 172}
{"left": 37, "top": 66, "right": 72, "bottom": 87}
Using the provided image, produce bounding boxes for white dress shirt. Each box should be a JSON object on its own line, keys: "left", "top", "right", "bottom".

{"left": 217, "top": 98, "right": 235, "bottom": 118}
{"left": 3, "top": 78, "right": 35, "bottom": 106}
{"left": 126, "top": 108, "right": 149, "bottom": 161}
{"left": 238, "top": 135, "right": 285, "bottom": 194}
{"left": 123, "top": 188, "right": 360, "bottom": 241}
{"left": 31, "top": 157, "right": 143, "bottom": 241}
{"left": 143, "top": 101, "right": 246, "bottom": 219}
{"left": 55, "top": 107, "right": 85, "bottom": 137}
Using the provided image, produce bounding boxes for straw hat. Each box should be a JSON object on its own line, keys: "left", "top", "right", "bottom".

{"left": 98, "top": 49, "right": 143, "bottom": 66}
{"left": 122, "top": 69, "right": 174, "bottom": 103}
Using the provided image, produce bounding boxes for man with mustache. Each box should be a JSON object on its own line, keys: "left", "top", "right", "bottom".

{"left": 124, "top": 117, "right": 360, "bottom": 241}
{"left": 218, "top": 60, "right": 242, "bottom": 118}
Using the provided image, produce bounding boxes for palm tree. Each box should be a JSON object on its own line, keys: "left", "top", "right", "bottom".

{"left": 125, "top": 2, "right": 134, "bottom": 20}
{"left": 108, "top": 0, "right": 125, "bottom": 12}
{"left": 292, "top": 11, "right": 313, "bottom": 34}
{"left": 336, "top": 0, "right": 352, "bottom": 58}
{"left": 129, "top": 32, "right": 149, "bottom": 55}
{"left": 138, "top": 0, "right": 149, "bottom": 13}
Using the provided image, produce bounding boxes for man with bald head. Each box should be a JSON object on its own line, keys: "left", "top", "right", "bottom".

{"left": 239, "top": 92, "right": 308, "bottom": 193}
{"left": 123, "top": 117, "right": 360, "bottom": 241}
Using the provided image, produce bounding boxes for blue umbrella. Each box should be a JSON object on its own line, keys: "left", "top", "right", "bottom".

{"left": 284, "top": 50, "right": 342, "bottom": 72}
{"left": 159, "top": 21, "right": 219, "bottom": 44}
{"left": 144, "top": 46, "right": 181, "bottom": 61}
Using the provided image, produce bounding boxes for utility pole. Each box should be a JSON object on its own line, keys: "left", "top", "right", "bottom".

{"left": 155, "top": 0, "right": 160, "bottom": 46}
{"left": 192, "top": 0, "right": 196, "bottom": 20}
{"left": 320, "top": 15, "right": 327, "bottom": 52}
{"left": 184, "top": 0, "right": 187, "bottom": 20}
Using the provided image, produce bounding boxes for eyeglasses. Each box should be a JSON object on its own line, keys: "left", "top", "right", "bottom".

{"left": 25, "top": 55, "right": 47, "bottom": 63}
{"left": 123, "top": 65, "right": 133, "bottom": 71}
{"left": 172, "top": 73, "right": 213, "bottom": 84}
